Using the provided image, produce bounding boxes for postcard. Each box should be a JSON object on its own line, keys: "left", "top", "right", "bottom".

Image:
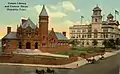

{"left": 0, "top": 0, "right": 120, "bottom": 74}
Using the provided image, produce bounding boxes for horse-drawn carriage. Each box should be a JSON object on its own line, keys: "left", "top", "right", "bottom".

{"left": 36, "top": 67, "right": 55, "bottom": 74}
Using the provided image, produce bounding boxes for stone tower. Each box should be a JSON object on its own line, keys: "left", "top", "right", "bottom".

{"left": 91, "top": 5, "right": 102, "bottom": 33}
{"left": 39, "top": 5, "right": 49, "bottom": 47}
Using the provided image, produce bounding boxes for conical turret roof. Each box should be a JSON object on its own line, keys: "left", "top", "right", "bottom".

{"left": 39, "top": 5, "right": 48, "bottom": 16}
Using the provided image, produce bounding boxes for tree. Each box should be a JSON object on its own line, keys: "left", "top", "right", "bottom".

{"left": 69, "top": 39, "right": 78, "bottom": 48}
{"left": 103, "top": 39, "right": 116, "bottom": 49}
{"left": 92, "top": 40, "right": 98, "bottom": 47}
{"left": 115, "top": 38, "right": 120, "bottom": 45}
{"left": 109, "top": 39, "right": 116, "bottom": 49}
{"left": 102, "top": 39, "right": 109, "bottom": 48}
{"left": 115, "top": 38, "right": 120, "bottom": 49}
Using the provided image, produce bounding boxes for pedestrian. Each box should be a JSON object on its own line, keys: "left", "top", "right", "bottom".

{"left": 77, "top": 64, "right": 78, "bottom": 67}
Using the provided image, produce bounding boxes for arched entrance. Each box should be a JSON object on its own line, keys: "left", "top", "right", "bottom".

{"left": 26, "top": 42, "right": 31, "bottom": 49}
{"left": 35, "top": 42, "right": 38, "bottom": 49}
{"left": 19, "top": 42, "right": 22, "bottom": 49}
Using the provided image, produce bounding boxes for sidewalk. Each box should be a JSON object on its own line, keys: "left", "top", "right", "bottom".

{"left": 0, "top": 50, "right": 120, "bottom": 69}
{"left": 64, "top": 50, "right": 120, "bottom": 68}
{"left": 14, "top": 49, "right": 69, "bottom": 58}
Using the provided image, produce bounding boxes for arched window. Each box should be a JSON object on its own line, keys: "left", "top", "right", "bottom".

{"left": 94, "top": 29, "right": 98, "bottom": 38}
{"left": 82, "top": 41, "right": 84, "bottom": 45}
{"left": 35, "top": 42, "right": 38, "bottom": 49}
{"left": 19, "top": 42, "right": 22, "bottom": 49}
{"left": 43, "top": 36, "right": 45, "bottom": 40}
{"left": 87, "top": 42, "right": 89, "bottom": 45}
{"left": 26, "top": 42, "right": 31, "bottom": 49}
{"left": 95, "top": 18, "right": 97, "bottom": 22}
{"left": 94, "top": 29, "right": 98, "bottom": 32}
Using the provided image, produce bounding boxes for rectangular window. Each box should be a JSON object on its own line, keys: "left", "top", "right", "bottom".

{"left": 84, "top": 35, "right": 86, "bottom": 38}
{"left": 94, "top": 33, "right": 97, "bottom": 38}
{"left": 88, "top": 34, "right": 91, "bottom": 38}
{"left": 79, "top": 35, "right": 81, "bottom": 38}
{"left": 106, "top": 34, "right": 108, "bottom": 38}
{"left": 82, "top": 35, "right": 84, "bottom": 38}
{"left": 104, "top": 34, "right": 105, "bottom": 38}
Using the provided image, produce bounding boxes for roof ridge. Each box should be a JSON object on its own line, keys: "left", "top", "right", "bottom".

{"left": 21, "top": 18, "right": 36, "bottom": 29}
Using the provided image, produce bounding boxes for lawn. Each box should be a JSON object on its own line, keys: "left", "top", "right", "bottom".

{"left": 54, "top": 47, "right": 103, "bottom": 55}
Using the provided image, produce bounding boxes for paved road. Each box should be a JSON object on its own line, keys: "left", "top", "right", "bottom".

{"left": 0, "top": 53, "right": 119, "bottom": 74}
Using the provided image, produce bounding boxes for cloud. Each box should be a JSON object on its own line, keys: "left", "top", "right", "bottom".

{"left": 62, "top": 1, "right": 75, "bottom": 11}
{"left": 48, "top": 20, "right": 74, "bottom": 38}
{"left": 34, "top": 5, "right": 43, "bottom": 14}
{"left": 49, "top": 5, "right": 57, "bottom": 10}
{"left": 50, "top": 11, "right": 67, "bottom": 18}
{"left": 62, "top": 1, "right": 80, "bottom": 12}
{"left": 62, "top": 20, "right": 74, "bottom": 26}
{"left": 34, "top": 5, "right": 67, "bottom": 18}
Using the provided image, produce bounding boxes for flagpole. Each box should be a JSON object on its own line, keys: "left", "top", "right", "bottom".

{"left": 81, "top": 16, "right": 82, "bottom": 25}
{"left": 115, "top": 10, "right": 119, "bottom": 21}
{"left": 115, "top": 10, "right": 116, "bottom": 20}
{"left": 81, "top": 16, "right": 84, "bottom": 25}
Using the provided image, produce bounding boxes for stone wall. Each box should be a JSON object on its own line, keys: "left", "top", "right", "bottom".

{"left": 0, "top": 54, "right": 77, "bottom": 65}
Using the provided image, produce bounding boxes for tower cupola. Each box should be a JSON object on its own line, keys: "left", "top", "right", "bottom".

{"left": 107, "top": 13, "right": 114, "bottom": 21}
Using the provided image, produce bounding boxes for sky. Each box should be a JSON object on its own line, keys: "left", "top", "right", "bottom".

{"left": 0, "top": 0, "right": 120, "bottom": 38}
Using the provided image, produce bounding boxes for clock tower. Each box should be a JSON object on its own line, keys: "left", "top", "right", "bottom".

{"left": 91, "top": 5, "right": 102, "bottom": 32}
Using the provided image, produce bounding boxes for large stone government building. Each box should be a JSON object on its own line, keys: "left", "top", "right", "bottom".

{"left": 2, "top": 5, "right": 69, "bottom": 53}
{"left": 69, "top": 6, "right": 120, "bottom": 47}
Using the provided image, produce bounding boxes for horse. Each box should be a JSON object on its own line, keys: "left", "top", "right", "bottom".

{"left": 36, "top": 69, "right": 45, "bottom": 74}
{"left": 86, "top": 58, "right": 96, "bottom": 64}
{"left": 46, "top": 67, "right": 55, "bottom": 74}
{"left": 99, "top": 55, "right": 104, "bottom": 60}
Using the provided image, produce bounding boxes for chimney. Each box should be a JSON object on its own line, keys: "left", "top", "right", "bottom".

{"left": 62, "top": 32, "right": 66, "bottom": 37}
{"left": 21, "top": 19, "right": 27, "bottom": 24}
{"left": 7, "top": 27, "right": 11, "bottom": 34}
{"left": 52, "top": 28, "right": 54, "bottom": 31}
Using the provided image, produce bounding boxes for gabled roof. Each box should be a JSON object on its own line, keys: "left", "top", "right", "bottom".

{"left": 107, "top": 13, "right": 114, "bottom": 18}
{"left": 2, "top": 31, "right": 68, "bottom": 40}
{"left": 55, "top": 32, "right": 68, "bottom": 40}
{"left": 20, "top": 18, "right": 36, "bottom": 29}
{"left": 39, "top": 5, "right": 48, "bottom": 16}
{"left": 2, "top": 32, "right": 18, "bottom": 39}
{"left": 102, "top": 20, "right": 119, "bottom": 26}
{"left": 48, "top": 31, "right": 68, "bottom": 40}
